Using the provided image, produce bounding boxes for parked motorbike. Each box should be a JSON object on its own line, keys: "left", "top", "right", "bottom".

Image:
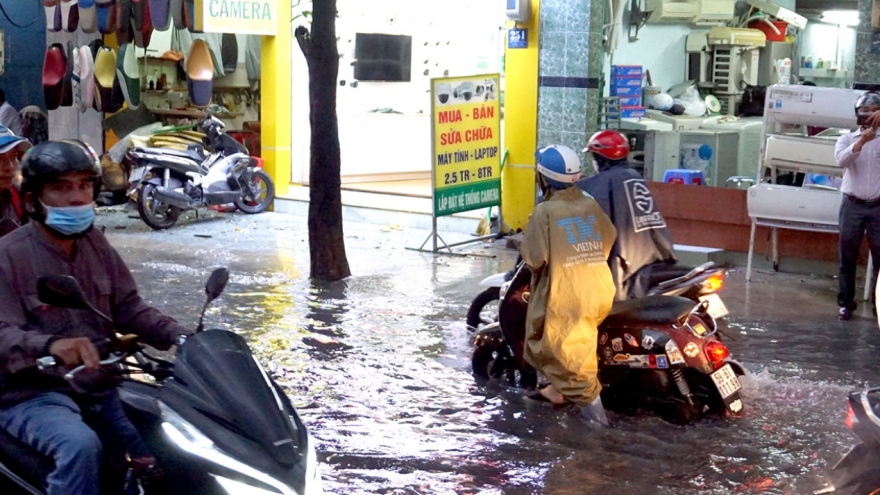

{"left": 467, "top": 261, "right": 728, "bottom": 330}
{"left": 471, "top": 261, "right": 744, "bottom": 424}
{"left": 820, "top": 388, "right": 880, "bottom": 494}
{"left": 0, "top": 268, "right": 323, "bottom": 495}
{"left": 127, "top": 116, "right": 275, "bottom": 230}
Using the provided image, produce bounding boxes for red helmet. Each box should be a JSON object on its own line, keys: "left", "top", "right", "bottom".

{"left": 585, "top": 130, "right": 630, "bottom": 161}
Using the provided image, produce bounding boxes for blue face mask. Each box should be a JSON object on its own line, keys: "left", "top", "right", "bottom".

{"left": 41, "top": 202, "right": 96, "bottom": 235}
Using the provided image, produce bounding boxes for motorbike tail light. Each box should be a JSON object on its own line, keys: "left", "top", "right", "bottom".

{"left": 702, "top": 273, "right": 724, "bottom": 293}
{"left": 705, "top": 340, "right": 730, "bottom": 363}
{"left": 846, "top": 402, "right": 856, "bottom": 429}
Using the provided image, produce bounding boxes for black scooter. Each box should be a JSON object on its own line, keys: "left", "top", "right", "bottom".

{"left": 821, "top": 388, "right": 880, "bottom": 494}
{"left": 472, "top": 262, "right": 745, "bottom": 425}
{"left": 0, "top": 268, "right": 323, "bottom": 495}
{"left": 467, "top": 260, "right": 728, "bottom": 330}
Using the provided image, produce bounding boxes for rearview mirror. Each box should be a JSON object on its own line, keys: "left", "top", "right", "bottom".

{"left": 37, "top": 275, "right": 90, "bottom": 310}
{"left": 205, "top": 267, "right": 229, "bottom": 304}
{"left": 197, "top": 267, "right": 229, "bottom": 333}
{"left": 37, "top": 275, "right": 113, "bottom": 323}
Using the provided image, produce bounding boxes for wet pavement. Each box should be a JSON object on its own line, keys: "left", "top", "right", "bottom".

{"left": 98, "top": 206, "right": 880, "bottom": 495}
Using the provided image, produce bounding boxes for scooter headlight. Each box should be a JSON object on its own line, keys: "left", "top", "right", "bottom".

{"left": 159, "top": 401, "right": 300, "bottom": 495}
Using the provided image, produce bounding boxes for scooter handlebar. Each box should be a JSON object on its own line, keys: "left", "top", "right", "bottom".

{"left": 61, "top": 352, "right": 128, "bottom": 382}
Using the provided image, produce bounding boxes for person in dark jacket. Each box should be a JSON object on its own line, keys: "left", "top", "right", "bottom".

{"left": 0, "top": 125, "right": 31, "bottom": 231}
{"left": 577, "top": 130, "right": 677, "bottom": 300}
{"left": 0, "top": 140, "right": 190, "bottom": 495}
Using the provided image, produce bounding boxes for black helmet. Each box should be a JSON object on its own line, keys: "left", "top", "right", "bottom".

{"left": 20, "top": 140, "right": 101, "bottom": 197}
{"left": 855, "top": 91, "right": 880, "bottom": 117}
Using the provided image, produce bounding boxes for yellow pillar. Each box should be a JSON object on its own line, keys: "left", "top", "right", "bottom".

{"left": 501, "top": 0, "right": 541, "bottom": 232}
{"left": 260, "top": 0, "right": 293, "bottom": 199}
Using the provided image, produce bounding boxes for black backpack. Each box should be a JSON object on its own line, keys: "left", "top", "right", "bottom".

{"left": 738, "top": 84, "right": 767, "bottom": 117}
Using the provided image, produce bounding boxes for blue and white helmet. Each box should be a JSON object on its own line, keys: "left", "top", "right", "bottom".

{"left": 536, "top": 144, "right": 581, "bottom": 190}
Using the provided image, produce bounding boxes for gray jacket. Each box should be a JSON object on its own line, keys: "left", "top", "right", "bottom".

{"left": 0, "top": 224, "right": 187, "bottom": 406}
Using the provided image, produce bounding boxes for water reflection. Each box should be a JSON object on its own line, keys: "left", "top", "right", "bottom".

{"left": 106, "top": 231, "right": 877, "bottom": 495}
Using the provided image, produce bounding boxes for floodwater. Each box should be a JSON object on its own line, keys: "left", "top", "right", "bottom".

{"left": 104, "top": 212, "right": 880, "bottom": 495}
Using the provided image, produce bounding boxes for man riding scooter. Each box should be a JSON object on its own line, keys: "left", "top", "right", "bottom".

{"left": 0, "top": 140, "right": 190, "bottom": 495}
{"left": 578, "top": 130, "right": 677, "bottom": 300}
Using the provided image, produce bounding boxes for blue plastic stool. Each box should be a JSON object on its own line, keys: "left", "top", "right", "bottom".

{"left": 663, "top": 169, "right": 704, "bottom": 185}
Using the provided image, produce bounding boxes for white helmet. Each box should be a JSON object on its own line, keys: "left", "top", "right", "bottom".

{"left": 535, "top": 144, "right": 582, "bottom": 189}
{"left": 650, "top": 93, "right": 674, "bottom": 111}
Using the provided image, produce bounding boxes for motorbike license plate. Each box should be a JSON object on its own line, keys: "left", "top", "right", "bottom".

{"left": 699, "top": 293, "right": 729, "bottom": 319}
{"left": 129, "top": 166, "right": 147, "bottom": 183}
{"left": 710, "top": 363, "right": 742, "bottom": 399}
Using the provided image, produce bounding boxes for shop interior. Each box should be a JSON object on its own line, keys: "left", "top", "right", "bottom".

{"left": 609, "top": 0, "right": 858, "bottom": 191}
{"left": 0, "top": 1, "right": 264, "bottom": 201}
{"left": 288, "top": 0, "right": 506, "bottom": 201}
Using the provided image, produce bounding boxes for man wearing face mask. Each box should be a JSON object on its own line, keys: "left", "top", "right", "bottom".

{"left": 0, "top": 140, "right": 190, "bottom": 494}
{"left": 835, "top": 92, "right": 880, "bottom": 320}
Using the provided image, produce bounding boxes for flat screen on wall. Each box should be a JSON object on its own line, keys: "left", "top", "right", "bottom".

{"left": 354, "top": 33, "right": 412, "bottom": 82}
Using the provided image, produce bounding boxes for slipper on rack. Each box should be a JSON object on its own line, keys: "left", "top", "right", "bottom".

{"left": 93, "top": 46, "right": 117, "bottom": 113}
{"left": 60, "top": 43, "right": 74, "bottom": 107}
{"left": 95, "top": 0, "right": 117, "bottom": 35}
{"left": 185, "top": 39, "right": 214, "bottom": 108}
{"left": 133, "top": 0, "right": 154, "bottom": 48}
{"left": 78, "top": 0, "right": 98, "bottom": 33}
{"left": 77, "top": 45, "right": 95, "bottom": 112}
{"left": 148, "top": 0, "right": 170, "bottom": 30}
{"left": 116, "top": 43, "right": 140, "bottom": 109}
{"left": 60, "top": 0, "right": 79, "bottom": 32}
{"left": 44, "top": 0, "right": 61, "bottom": 32}
{"left": 42, "top": 44, "right": 67, "bottom": 111}
{"left": 170, "top": 0, "right": 185, "bottom": 29}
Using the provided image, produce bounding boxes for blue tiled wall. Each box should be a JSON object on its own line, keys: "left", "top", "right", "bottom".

{"left": 536, "top": 0, "right": 603, "bottom": 166}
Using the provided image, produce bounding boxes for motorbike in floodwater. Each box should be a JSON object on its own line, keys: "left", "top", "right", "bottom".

{"left": 467, "top": 261, "right": 728, "bottom": 330}
{"left": 0, "top": 268, "right": 323, "bottom": 495}
{"left": 820, "top": 388, "right": 880, "bottom": 494}
{"left": 127, "top": 116, "right": 275, "bottom": 230}
{"left": 471, "top": 261, "right": 745, "bottom": 424}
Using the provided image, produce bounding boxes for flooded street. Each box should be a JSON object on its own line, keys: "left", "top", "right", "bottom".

{"left": 102, "top": 210, "right": 880, "bottom": 494}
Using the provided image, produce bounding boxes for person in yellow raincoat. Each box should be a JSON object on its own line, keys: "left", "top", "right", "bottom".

{"left": 521, "top": 144, "right": 618, "bottom": 425}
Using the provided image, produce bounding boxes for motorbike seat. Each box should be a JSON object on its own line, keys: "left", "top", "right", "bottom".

{"left": 646, "top": 265, "right": 692, "bottom": 288}
{"left": 137, "top": 146, "right": 204, "bottom": 164}
{"left": 0, "top": 427, "right": 53, "bottom": 490}
{"left": 603, "top": 295, "right": 695, "bottom": 327}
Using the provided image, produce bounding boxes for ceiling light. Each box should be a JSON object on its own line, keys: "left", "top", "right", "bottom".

{"left": 821, "top": 10, "right": 859, "bottom": 26}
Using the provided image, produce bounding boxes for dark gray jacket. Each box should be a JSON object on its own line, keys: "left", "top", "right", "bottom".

{"left": 0, "top": 223, "right": 187, "bottom": 406}
{"left": 577, "top": 165, "right": 676, "bottom": 300}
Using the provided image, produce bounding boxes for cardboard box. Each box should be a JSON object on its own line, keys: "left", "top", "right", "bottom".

{"left": 610, "top": 75, "right": 643, "bottom": 88}
{"left": 617, "top": 96, "right": 642, "bottom": 107}
{"left": 611, "top": 65, "right": 643, "bottom": 77}
{"left": 609, "top": 85, "right": 642, "bottom": 96}
{"left": 621, "top": 106, "right": 647, "bottom": 118}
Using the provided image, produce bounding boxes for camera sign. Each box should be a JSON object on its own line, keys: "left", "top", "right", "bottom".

{"left": 431, "top": 74, "right": 501, "bottom": 217}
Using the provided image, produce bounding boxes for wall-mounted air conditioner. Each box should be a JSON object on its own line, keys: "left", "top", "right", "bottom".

{"left": 646, "top": 0, "right": 699, "bottom": 23}
{"left": 646, "top": 0, "right": 734, "bottom": 24}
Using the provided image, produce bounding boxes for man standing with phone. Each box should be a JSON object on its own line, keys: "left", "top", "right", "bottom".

{"left": 835, "top": 92, "right": 880, "bottom": 320}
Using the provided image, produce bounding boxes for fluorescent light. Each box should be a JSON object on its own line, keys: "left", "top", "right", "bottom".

{"left": 821, "top": 10, "right": 859, "bottom": 26}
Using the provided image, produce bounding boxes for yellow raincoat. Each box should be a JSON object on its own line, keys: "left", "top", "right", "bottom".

{"left": 521, "top": 186, "right": 617, "bottom": 406}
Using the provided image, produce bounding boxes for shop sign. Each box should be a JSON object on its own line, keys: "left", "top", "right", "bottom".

{"left": 508, "top": 28, "right": 528, "bottom": 49}
{"left": 431, "top": 74, "right": 501, "bottom": 217}
{"left": 194, "top": 0, "right": 277, "bottom": 35}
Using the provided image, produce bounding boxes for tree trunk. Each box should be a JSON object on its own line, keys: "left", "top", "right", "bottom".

{"left": 296, "top": 0, "right": 351, "bottom": 281}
